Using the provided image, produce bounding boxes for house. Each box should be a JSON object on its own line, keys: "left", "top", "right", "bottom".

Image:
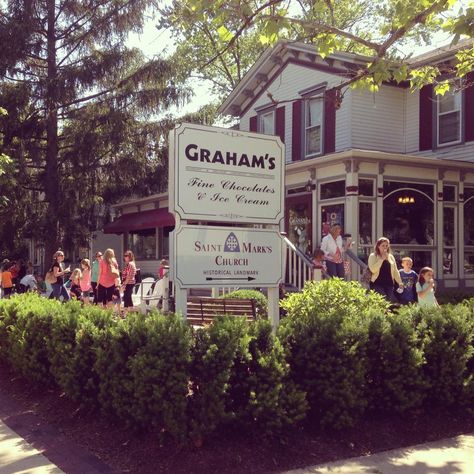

{"left": 105, "top": 39, "right": 474, "bottom": 290}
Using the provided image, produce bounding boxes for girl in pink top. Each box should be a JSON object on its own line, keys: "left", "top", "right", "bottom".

{"left": 97, "top": 248, "right": 120, "bottom": 308}
{"left": 80, "top": 259, "right": 92, "bottom": 304}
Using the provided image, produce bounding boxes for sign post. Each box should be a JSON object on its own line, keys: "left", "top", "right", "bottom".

{"left": 169, "top": 123, "right": 285, "bottom": 328}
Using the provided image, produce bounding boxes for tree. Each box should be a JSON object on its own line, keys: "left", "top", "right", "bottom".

{"left": 0, "top": 0, "right": 190, "bottom": 259}
{"left": 159, "top": 0, "right": 474, "bottom": 104}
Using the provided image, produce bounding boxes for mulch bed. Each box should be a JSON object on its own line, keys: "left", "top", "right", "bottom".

{"left": 1, "top": 361, "right": 473, "bottom": 474}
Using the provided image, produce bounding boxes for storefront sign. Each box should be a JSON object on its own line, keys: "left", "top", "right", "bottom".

{"left": 169, "top": 123, "right": 284, "bottom": 224}
{"left": 173, "top": 225, "right": 283, "bottom": 288}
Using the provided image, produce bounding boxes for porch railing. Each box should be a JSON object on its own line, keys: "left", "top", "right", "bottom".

{"left": 282, "top": 234, "right": 314, "bottom": 291}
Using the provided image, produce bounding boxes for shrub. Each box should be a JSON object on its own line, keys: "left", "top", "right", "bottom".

{"left": 414, "top": 303, "right": 474, "bottom": 407}
{"left": 436, "top": 290, "right": 474, "bottom": 305}
{"left": 366, "top": 308, "right": 426, "bottom": 414}
{"left": 188, "top": 316, "right": 307, "bottom": 442}
{"left": 278, "top": 279, "right": 390, "bottom": 429}
{"left": 220, "top": 289, "right": 268, "bottom": 318}
{"left": 95, "top": 312, "right": 191, "bottom": 440}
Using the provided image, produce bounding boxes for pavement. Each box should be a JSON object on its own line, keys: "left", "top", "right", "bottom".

{"left": 0, "top": 420, "right": 63, "bottom": 474}
{"left": 282, "top": 432, "right": 474, "bottom": 474}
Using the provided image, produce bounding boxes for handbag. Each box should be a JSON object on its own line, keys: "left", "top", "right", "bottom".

{"left": 361, "top": 266, "right": 372, "bottom": 285}
{"left": 45, "top": 270, "right": 56, "bottom": 284}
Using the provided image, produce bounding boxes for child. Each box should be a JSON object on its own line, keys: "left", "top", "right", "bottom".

{"left": 69, "top": 268, "right": 83, "bottom": 300}
{"left": 416, "top": 267, "right": 439, "bottom": 308}
{"left": 398, "top": 257, "right": 418, "bottom": 305}
{"left": 312, "top": 248, "right": 326, "bottom": 281}
{"left": 158, "top": 258, "right": 169, "bottom": 279}
{"left": 80, "top": 259, "right": 92, "bottom": 304}
{"left": 1, "top": 263, "right": 14, "bottom": 298}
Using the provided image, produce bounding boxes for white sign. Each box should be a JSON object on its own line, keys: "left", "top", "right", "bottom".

{"left": 169, "top": 123, "right": 284, "bottom": 224}
{"left": 173, "top": 225, "right": 283, "bottom": 288}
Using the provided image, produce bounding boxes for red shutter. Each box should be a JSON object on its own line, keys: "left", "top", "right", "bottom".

{"left": 419, "top": 84, "right": 433, "bottom": 151}
{"left": 324, "top": 89, "right": 336, "bottom": 154}
{"left": 249, "top": 115, "right": 257, "bottom": 132}
{"left": 465, "top": 71, "right": 474, "bottom": 143}
{"left": 275, "top": 106, "right": 285, "bottom": 143}
{"left": 292, "top": 100, "right": 302, "bottom": 161}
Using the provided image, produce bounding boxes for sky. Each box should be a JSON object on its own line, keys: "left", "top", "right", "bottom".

{"left": 126, "top": 4, "right": 465, "bottom": 118}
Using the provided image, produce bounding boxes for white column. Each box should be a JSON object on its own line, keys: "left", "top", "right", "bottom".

{"left": 267, "top": 286, "right": 280, "bottom": 332}
{"left": 376, "top": 164, "right": 384, "bottom": 238}
{"left": 436, "top": 177, "right": 444, "bottom": 281}
{"left": 344, "top": 160, "right": 359, "bottom": 280}
{"left": 459, "top": 177, "right": 465, "bottom": 282}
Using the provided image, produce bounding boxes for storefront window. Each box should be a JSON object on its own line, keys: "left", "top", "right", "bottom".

{"left": 321, "top": 203, "right": 344, "bottom": 238}
{"left": 359, "top": 202, "right": 373, "bottom": 246}
{"left": 443, "top": 206, "right": 456, "bottom": 275}
{"left": 128, "top": 228, "right": 157, "bottom": 260}
{"left": 391, "top": 249, "right": 433, "bottom": 273}
{"left": 320, "top": 180, "right": 345, "bottom": 200}
{"left": 287, "top": 200, "right": 312, "bottom": 255}
{"left": 383, "top": 183, "right": 434, "bottom": 245}
{"left": 443, "top": 185, "right": 456, "bottom": 202}
{"left": 359, "top": 179, "right": 374, "bottom": 197}
{"left": 464, "top": 193, "right": 474, "bottom": 277}
{"left": 444, "top": 207, "right": 455, "bottom": 246}
{"left": 159, "top": 226, "right": 173, "bottom": 259}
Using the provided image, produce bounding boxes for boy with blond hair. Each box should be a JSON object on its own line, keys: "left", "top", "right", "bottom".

{"left": 398, "top": 257, "right": 418, "bottom": 305}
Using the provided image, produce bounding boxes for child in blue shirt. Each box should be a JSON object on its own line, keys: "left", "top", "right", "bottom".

{"left": 398, "top": 257, "right": 418, "bottom": 305}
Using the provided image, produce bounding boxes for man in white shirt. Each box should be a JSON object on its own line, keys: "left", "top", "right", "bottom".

{"left": 19, "top": 272, "right": 38, "bottom": 293}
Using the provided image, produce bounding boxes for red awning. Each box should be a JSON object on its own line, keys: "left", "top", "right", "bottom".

{"left": 103, "top": 208, "right": 175, "bottom": 234}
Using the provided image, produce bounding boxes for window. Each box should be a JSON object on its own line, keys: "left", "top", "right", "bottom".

{"left": 464, "top": 189, "right": 474, "bottom": 277}
{"left": 259, "top": 110, "right": 274, "bottom": 135}
{"left": 359, "top": 179, "right": 375, "bottom": 197}
{"left": 320, "top": 180, "right": 345, "bottom": 200}
{"left": 321, "top": 203, "right": 344, "bottom": 238}
{"left": 359, "top": 202, "right": 373, "bottom": 246}
{"left": 443, "top": 206, "right": 456, "bottom": 275}
{"left": 305, "top": 96, "right": 323, "bottom": 157}
{"left": 383, "top": 182, "right": 434, "bottom": 245}
{"left": 437, "top": 90, "right": 462, "bottom": 146}
{"left": 128, "top": 228, "right": 157, "bottom": 260}
{"left": 443, "top": 185, "right": 456, "bottom": 202}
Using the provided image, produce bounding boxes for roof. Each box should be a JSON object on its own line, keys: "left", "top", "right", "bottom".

{"left": 219, "top": 38, "right": 474, "bottom": 117}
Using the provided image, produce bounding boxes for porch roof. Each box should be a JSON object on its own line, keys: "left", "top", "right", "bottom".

{"left": 103, "top": 208, "right": 175, "bottom": 234}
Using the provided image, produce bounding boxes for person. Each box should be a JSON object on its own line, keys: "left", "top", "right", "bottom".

{"left": 80, "top": 259, "right": 92, "bottom": 304}
{"left": 397, "top": 257, "right": 418, "bottom": 305}
{"left": 158, "top": 258, "right": 169, "bottom": 279}
{"left": 1, "top": 262, "right": 14, "bottom": 298}
{"left": 312, "top": 248, "right": 327, "bottom": 281}
{"left": 368, "top": 237, "right": 403, "bottom": 303}
{"left": 121, "top": 250, "right": 137, "bottom": 314}
{"left": 91, "top": 251, "right": 102, "bottom": 303}
{"left": 9, "top": 261, "right": 19, "bottom": 289}
{"left": 50, "top": 250, "right": 71, "bottom": 301}
{"left": 69, "top": 268, "right": 83, "bottom": 300}
{"left": 320, "top": 224, "right": 345, "bottom": 278}
{"left": 18, "top": 270, "right": 38, "bottom": 293}
{"left": 97, "top": 248, "right": 120, "bottom": 308}
{"left": 416, "top": 267, "right": 439, "bottom": 308}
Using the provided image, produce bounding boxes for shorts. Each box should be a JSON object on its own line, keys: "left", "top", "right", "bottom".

{"left": 97, "top": 284, "right": 115, "bottom": 305}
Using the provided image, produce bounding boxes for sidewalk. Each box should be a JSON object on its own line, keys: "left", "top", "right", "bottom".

{"left": 283, "top": 432, "right": 474, "bottom": 474}
{"left": 0, "top": 419, "right": 63, "bottom": 474}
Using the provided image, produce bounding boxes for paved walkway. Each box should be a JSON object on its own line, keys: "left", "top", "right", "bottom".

{"left": 283, "top": 433, "right": 474, "bottom": 474}
{"left": 0, "top": 420, "right": 63, "bottom": 474}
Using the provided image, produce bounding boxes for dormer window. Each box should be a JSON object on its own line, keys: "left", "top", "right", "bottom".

{"left": 259, "top": 109, "right": 275, "bottom": 135}
{"left": 305, "top": 95, "right": 323, "bottom": 157}
{"left": 437, "top": 89, "right": 462, "bottom": 146}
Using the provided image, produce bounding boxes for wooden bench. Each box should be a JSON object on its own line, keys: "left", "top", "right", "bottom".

{"left": 187, "top": 297, "right": 257, "bottom": 326}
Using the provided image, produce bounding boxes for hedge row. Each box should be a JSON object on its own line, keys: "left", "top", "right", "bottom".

{"left": 1, "top": 281, "right": 474, "bottom": 443}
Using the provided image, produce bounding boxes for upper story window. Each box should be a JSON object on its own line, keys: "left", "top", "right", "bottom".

{"left": 305, "top": 96, "right": 323, "bottom": 157}
{"left": 437, "top": 90, "right": 462, "bottom": 146}
{"left": 259, "top": 109, "right": 275, "bottom": 135}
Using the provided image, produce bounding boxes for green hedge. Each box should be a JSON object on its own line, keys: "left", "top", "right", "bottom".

{"left": 1, "top": 287, "right": 474, "bottom": 442}
{"left": 219, "top": 289, "right": 268, "bottom": 318}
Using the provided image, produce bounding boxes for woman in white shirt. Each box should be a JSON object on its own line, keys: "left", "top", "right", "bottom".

{"left": 320, "top": 224, "right": 345, "bottom": 278}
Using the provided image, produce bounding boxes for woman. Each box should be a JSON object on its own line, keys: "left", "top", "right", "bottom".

{"left": 368, "top": 237, "right": 403, "bottom": 303}
{"left": 97, "top": 248, "right": 120, "bottom": 308}
{"left": 320, "top": 224, "right": 345, "bottom": 278}
{"left": 50, "top": 251, "right": 71, "bottom": 301}
{"left": 121, "top": 250, "right": 137, "bottom": 314}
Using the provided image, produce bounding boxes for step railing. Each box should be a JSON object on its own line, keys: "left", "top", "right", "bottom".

{"left": 282, "top": 234, "right": 314, "bottom": 291}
